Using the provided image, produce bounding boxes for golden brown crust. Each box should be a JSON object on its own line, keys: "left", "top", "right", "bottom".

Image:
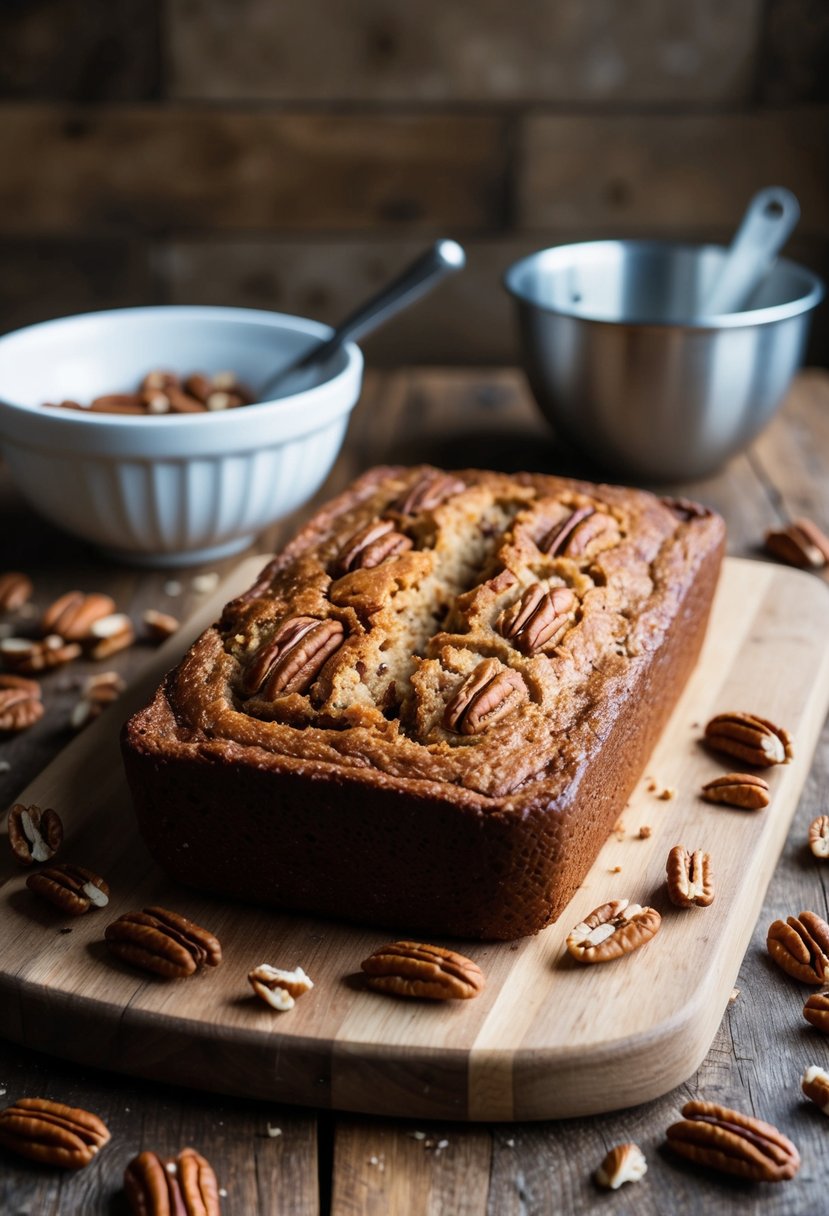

{"left": 122, "top": 465, "right": 725, "bottom": 939}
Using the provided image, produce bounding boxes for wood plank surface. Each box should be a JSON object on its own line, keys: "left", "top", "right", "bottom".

{"left": 1, "top": 369, "right": 829, "bottom": 1213}
{"left": 2, "top": 555, "right": 827, "bottom": 1125}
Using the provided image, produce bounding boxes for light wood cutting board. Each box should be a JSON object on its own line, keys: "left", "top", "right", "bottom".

{"left": 1, "top": 556, "right": 828, "bottom": 1122}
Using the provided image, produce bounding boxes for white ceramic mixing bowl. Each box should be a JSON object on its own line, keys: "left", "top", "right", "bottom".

{"left": 0, "top": 306, "right": 363, "bottom": 565}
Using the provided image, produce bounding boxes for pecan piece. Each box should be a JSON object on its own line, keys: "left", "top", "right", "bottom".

{"left": 27, "top": 864, "right": 110, "bottom": 915}
{"left": 665, "top": 1100, "right": 800, "bottom": 1182}
{"left": 704, "top": 712, "right": 793, "bottom": 767}
{"left": 496, "top": 584, "right": 576, "bottom": 655}
{"left": 0, "top": 571, "right": 33, "bottom": 612}
{"left": 0, "top": 674, "right": 44, "bottom": 732}
{"left": 566, "top": 899, "right": 661, "bottom": 964}
{"left": 765, "top": 518, "right": 829, "bottom": 570}
{"left": 124, "top": 1146, "right": 221, "bottom": 1216}
{"left": 248, "top": 963, "right": 314, "bottom": 1011}
{"left": 802, "top": 1065, "right": 829, "bottom": 1113}
{"left": 700, "top": 772, "right": 770, "bottom": 810}
{"left": 443, "top": 658, "right": 524, "bottom": 735}
{"left": 142, "top": 608, "right": 180, "bottom": 641}
{"left": 803, "top": 992, "right": 829, "bottom": 1033}
{"left": 0, "top": 634, "right": 81, "bottom": 673}
{"left": 809, "top": 815, "right": 829, "bottom": 859}
{"left": 767, "top": 911, "right": 829, "bottom": 984}
{"left": 391, "top": 471, "right": 465, "bottom": 515}
{"left": 541, "top": 507, "right": 620, "bottom": 558}
{"left": 0, "top": 1097, "right": 110, "bottom": 1169}
{"left": 334, "top": 518, "right": 413, "bottom": 575}
{"left": 8, "top": 803, "right": 63, "bottom": 865}
{"left": 88, "top": 612, "right": 135, "bottom": 659}
{"left": 242, "top": 616, "right": 345, "bottom": 699}
{"left": 595, "top": 1142, "right": 647, "bottom": 1190}
{"left": 41, "top": 591, "right": 116, "bottom": 640}
{"left": 105, "top": 906, "right": 222, "bottom": 978}
{"left": 666, "top": 845, "right": 714, "bottom": 908}
{"left": 660, "top": 496, "right": 714, "bottom": 521}
{"left": 361, "top": 941, "right": 485, "bottom": 1000}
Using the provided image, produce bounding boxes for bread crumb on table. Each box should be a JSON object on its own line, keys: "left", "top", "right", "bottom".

{"left": 638, "top": 825, "right": 652, "bottom": 839}
{"left": 657, "top": 787, "right": 676, "bottom": 801}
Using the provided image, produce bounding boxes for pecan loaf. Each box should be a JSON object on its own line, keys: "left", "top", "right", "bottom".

{"left": 123, "top": 466, "right": 725, "bottom": 939}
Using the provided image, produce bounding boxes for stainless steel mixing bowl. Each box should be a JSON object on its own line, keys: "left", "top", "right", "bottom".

{"left": 504, "top": 241, "right": 824, "bottom": 480}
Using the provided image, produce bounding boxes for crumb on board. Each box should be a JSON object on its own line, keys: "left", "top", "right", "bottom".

{"left": 266, "top": 1124, "right": 282, "bottom": 1138}
{"left": 638, "top": 826, "right": 652, "bottom": 840}
{"left": 608, "top": 865, "right": 622, "bottom": 874}
{"left": 645, "top": 777, "right": 657, "bottom": 792}
{"left": 657, "top": 788, "right": 676, "bottom": 801}
{"left": 163, "top": 580, "right": 183, "bottom": 597}
{"left": 613, "top": 820, "right": 626, "bottom": 840}
{"left": 192, "top": 572, "right": 220, "bottom": 595}
{"left": 729, "top": 988, "right": 740, "bottom": 1004}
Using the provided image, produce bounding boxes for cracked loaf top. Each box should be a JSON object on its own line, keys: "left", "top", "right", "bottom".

{"left": 154, "top": 466, "right": 725, "bottom": 805}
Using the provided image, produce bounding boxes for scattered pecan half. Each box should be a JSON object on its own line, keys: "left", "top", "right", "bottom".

{"left": 88, "top": 613, "right": 135, "bottom": 659}
{"left": 242, "top": 616, "right": 345, "bottom": 699}
{"left": 666, "top": 845, "right": 715, "bottom": 908}
{"left": 496, "top": 584, "right": 577, "bottom": 655}
{"left": 0, "top": 1097, "right": 110, "bottom": 1169}
{"left": 124, "top": 1146, "right": 221, "bottom": 1216}
{"left": 566, "top": 899, "right": 661, "bottom": 964}
{"left": 361, "top": 941, "right": 485, "bottom": 1000}
{"left": 809, "top": 815, "right": 829, "bottom": 859}
{"left": 0, "top": 571, "right": 33, "bottom": 612}
{"left": 248, "top": 963, "right": 314, "bottom": 1011}
{"left": 0, "top": 634, "right": 81, "bottom": 673}
{"left": 767, "top": 911, "right": 829, "bottom": 984}
{"left": 0, "top": 674, "right": 44, "bottom": 732}
{"left": 802, "top": 1066, "right": 829, "bottom": 1114}
{"left": 8, "top": 803, "right": 63, "bottom": 866}
{"left": 70, "top": 670, "right": 127, "bottom": 731}
{"left": 142, "top": 608, "right": 180, "bottom": 641}
{"left": 334, "top": 518, "right": 413, "bottom": 575}
{"left": 105, "top": 906, "right": 222, "bottom": 979}
{"left": 595, "top": 1142, "right": 647, "bottom": 1190}
{"left": 391, "top": 471, "right": 465, "bottom": 515}
{"left": 704, "top": 712, "right": 793, "bottom": 767}
{"left": 665, "top": 1100, "right": 800, "bottom": 1182}
{"left": 803, "top": 992, "right": 829, "bottom": 1033}
{"left": 27, "top": 864, "right": 110, "bottom": 915}
{"left": 443, "top": 659, "right": 524, "bottom": 735}
{"left": 41, "top": 591, "right": 116, "bottom": 641}
{"left": 765, "top": 518, "right": 829, "bottom": 570}
{"left": 700, "top": 772, "right": 770, "bottom": 810}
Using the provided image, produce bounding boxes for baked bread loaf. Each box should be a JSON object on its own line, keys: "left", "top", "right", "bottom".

{"left": 123, "top": 466, "right": 725, "bottom": 940}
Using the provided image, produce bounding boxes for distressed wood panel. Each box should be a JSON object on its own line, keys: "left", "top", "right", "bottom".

{"left": 0, "top": 108, "right": 508, "bottom": 235}
{"left": 165, "top": 234, "right": 829, "bottom": 367}
{"left": 759, "top": 0, "right": 829, "bottom": 103}
{"left": 168, "top": 0, "right": 762, "bottom": 105}
{"left": 0, "top": 0, "right": 161, "bottom": 101}
{"left": 0, "top": 238, "right": 154, "bottom": 334}
{"left": 519, "top": 110, "right": 829, "bottom": 236}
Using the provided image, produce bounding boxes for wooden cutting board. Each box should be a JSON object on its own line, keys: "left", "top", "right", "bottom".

{"left": 1, "top": 556, "right": 828, "bottom": 1122}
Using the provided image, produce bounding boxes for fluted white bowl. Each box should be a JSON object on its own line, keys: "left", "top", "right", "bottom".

{"left": 0, "top": 306, "right": 363, "bottom": 565}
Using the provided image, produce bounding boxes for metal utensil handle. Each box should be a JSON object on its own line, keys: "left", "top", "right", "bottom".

{"left": 259, "top": 239, "right": 465, "bottom": 397}
{"left": 702, "top": 186, "right": 800, "bottom": 316}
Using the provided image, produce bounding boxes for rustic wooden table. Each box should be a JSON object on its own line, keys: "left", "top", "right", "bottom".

{"left": 1, "top": 368, "right": 828, "bottom": 1215}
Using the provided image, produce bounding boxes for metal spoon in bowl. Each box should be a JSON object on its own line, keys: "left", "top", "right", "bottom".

{"left": 700, "top": 186, "right": 800, "bottom": 317}
{"left": 258, "top": 239, "right": 466, "bottom": 400}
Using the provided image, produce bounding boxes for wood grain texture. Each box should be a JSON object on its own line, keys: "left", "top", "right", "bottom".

{"left": 0, "top": 107, "right": 507, "bottom": 236}
{"left": 2, "top": 370, "right": 829, "bottom": 1213}
{"left": 1, "top": 556, "right": 827, "bottom": 1122}
{"left": 519, "top": 109, "right": 829, "bottom": 236}
{"left": 167, "top": 0, "right": 763, "bottom": 104}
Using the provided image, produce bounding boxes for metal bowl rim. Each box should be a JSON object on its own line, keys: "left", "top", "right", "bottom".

{"left": 503, "top": 239, "right": 825, "bottom": 330}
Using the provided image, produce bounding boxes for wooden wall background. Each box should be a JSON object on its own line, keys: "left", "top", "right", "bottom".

{"left": 0, "top": 0, "right": 827, "bottom": 364}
